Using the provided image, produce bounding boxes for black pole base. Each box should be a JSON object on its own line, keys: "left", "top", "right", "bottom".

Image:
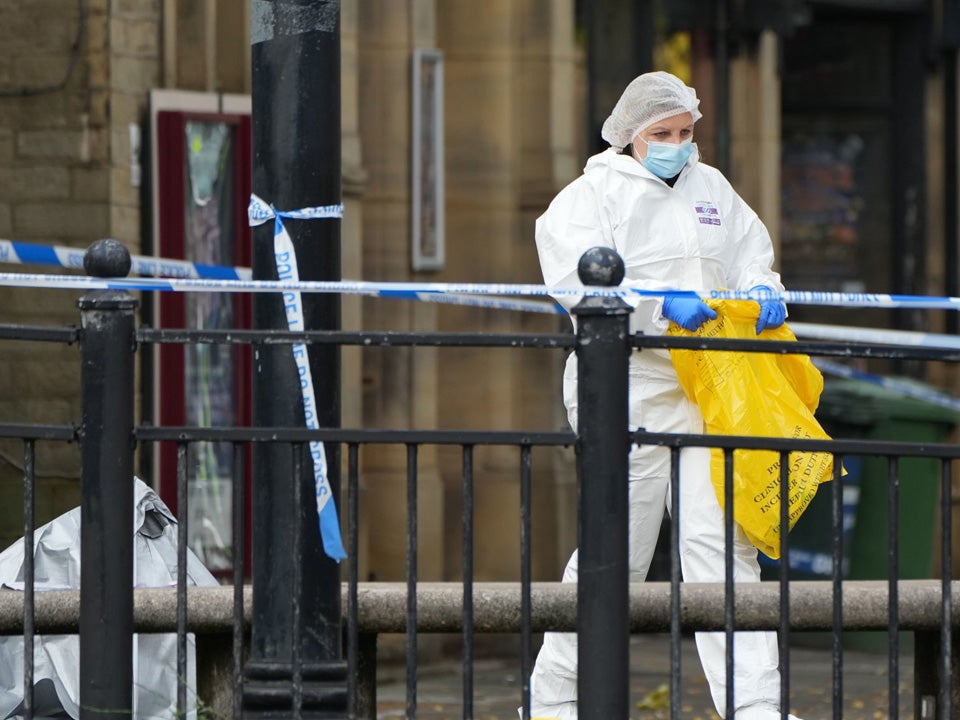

{"left": 243, "top": 660, "right": 348, "bottom": 719}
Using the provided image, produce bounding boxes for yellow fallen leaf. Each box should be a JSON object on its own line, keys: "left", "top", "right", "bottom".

{"left": 636, "top": 682, "right": 670, "bottom": 710}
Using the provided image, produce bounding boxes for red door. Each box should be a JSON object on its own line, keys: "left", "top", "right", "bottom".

{"left": 154, "top": 110, "right": 252, "bottom": 579}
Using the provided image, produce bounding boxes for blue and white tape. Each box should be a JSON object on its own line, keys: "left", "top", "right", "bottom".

{"left": 7, "top": 238, "right": 960, "bottom": 312}
{"left": 790, "top": 321, "right": 960, "bottom": 351}
{"left": 249, "top": 194, "right": 347, "bottom": 562}
{"left": 4, "top": 271, "right": 960, "bottom": 311}
{"left": 0, "top": 238, "right": 563, "bottom": 314}
{"left": 3, "top": 238, "right": 960, "bottom": 460}
{"left": 0, "top": 238, "right": 251, "bottom": 280}
{"left": 813, "top": 358, "right": 960, "bottom": 413}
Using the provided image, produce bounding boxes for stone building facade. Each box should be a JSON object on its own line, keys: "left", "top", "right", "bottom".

{"left": 1, "top": 0, "right": 957, "bottom": 581}
{"left": 0, "top": 0, "right": 164, "bottom": 547}
{"left": 0, "top": 0, "right": 587, "bottom": 585}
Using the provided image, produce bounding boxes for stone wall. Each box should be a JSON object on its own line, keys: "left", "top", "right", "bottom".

{"left": 0, "top": 1, "right": 797, "bottom": 588}
{"left": 0, "top": 0, "right": 582, "bottom": 576}
{"left": 0, "top": 0, "right": 161, "bottom": 550}
{"left": 350, "top": 0, "right": 582, "bottom": 587}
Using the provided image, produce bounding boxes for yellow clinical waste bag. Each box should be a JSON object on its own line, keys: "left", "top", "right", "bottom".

{"left": 667, "top": 299, "right": 836, "bottom": 559}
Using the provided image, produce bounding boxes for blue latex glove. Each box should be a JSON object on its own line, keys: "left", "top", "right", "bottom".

{"left": 751, "top": 285, "right": 787, "bottom": 334}
{"left": 662, "top": 294, "right": 717, "bottom": 332}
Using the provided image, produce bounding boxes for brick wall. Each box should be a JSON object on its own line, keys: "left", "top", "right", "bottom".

{"left": 0, "top": 0, "right": 160, "bottom": 550}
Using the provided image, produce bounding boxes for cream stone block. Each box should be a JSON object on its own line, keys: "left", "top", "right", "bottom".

{"left": 33, "top": 478, "right": 82, "bottom": 528}
{"left": 9, "top": 358, "right": 80, "bottom": 401}
{"left": 14, "top": 201, "right": 109, "bottom": 240}
{"left": 15, "top": 130, "right": 86, "bottom": 162}
{"left": 0, "top": 129, "right": 11, "bottom": 164}
{"left": 108, "top": 91, "right": 145, "bottom": 125}
{"left": 438, "top": 445, "right": 576, "bottom": 582}
{"left": 109, "top": 166, "right": 141, "bottom": 207}
{"left": 363, "top": 347, "right": 414, "bottom": 430}
{"left": 0, "top": 288, "right": 79, "bottom": 322}
{"left": 361, "top": 200, "right": 411, "bottom": 280}
{"left": 86, "top": 10, "right": 109, "bottom": 52}
{"left": 444, "top": 60, "right": 515, "bottom": 193}
{"left": 110, "top": 17, "right": 161, "bottom": 58}
{"left": 87, "top": 89, "right": 110, "bottom": 126}
{"left": 0, "top": 2, "right": 81, "bottom": 53}
{"left": 88, "top": 51, "right": 110, "bottom": 90}
{"left": 728, "top": 31, "right": 780, "bottom": 249}
{"left": 111, "top": 55, "right": 161, "bottom": 93}
{"left": 0, "top": 203, "right": 11, "bottom": 236}
{"left": 109, "top": 124, "right": 134, "bottom": 167}
{"left": 0, "top": 94, "right": 69, "bottom": 136}
{"left": 547, "top": 448, "right": 578, "bottom": 575}
{"left": 468, "top": 472, "right": 521, "bottom": 581}
{"left": 516, "top": 207, "right": 550, "bottom": 278}
{"left": 113, "top": 0, "right": 161, "bottom": 16}
{"left": 11, "top": 53, "right": 78, "bottom": 88}
{"left": 437, "top": 347, "right": 513, "bottom": 429}
{"left": 358, "top": 52, "right": 411, "bottom": 196}
{"left": 0, "top": 476, "right": 80, "bottom": 548}
{"left": 411, "top": 0, "right": 436, "bottom": 47}
{"left": 0, "top": 166, "right": 70, "bottom": 201}
{"left": 357, "top": 0, "right": 412, "bottom": 44}
{"left": 109, "top": 203, "right": 141, "bottom": 245}
{"left": 410, "top": 317, "right": 439, "bottom": 431}
{"left": 437, "top": 0, "right": 513, "bottom": 55}
{"left": 0, "top": 398, "right": 74, "bottom": 426}
{"left": 215, "top": 0, "right": 248, "bottom": 93}
{"left": 440, "top": 206, "right": 515, "bottom": 279}
{"left": 357, "top": 468, "right": 445, "bottom": 582}
{"left": 342, "top": 197, "right": 364, "bottom": 430}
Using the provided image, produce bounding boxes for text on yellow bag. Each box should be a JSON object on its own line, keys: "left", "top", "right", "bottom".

{"left": 667, "top": 299, "right": 836, "bottom": 559}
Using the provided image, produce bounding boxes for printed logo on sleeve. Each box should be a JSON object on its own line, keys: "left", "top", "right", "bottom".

{"left": 694, "top": 201, "right": 721, "bottom": 226}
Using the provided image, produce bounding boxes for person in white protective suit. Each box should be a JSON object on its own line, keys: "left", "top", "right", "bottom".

{"left": 526, "top": 71, "right": 802, "bottom": 720}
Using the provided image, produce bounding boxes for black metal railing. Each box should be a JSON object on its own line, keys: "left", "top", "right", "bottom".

{"left": 0, "top": 241, "right": 957, "bottom": 720}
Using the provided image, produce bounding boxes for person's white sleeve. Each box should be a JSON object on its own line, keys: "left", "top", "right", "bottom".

{"left": 620, "top": 278, "right": 672, "bottom": 335}
{"left": 535, "top": 179, "right": 620, "bottom": 317}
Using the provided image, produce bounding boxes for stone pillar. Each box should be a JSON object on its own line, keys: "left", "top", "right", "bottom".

{"left": 357, "top": 0, "right": 445, "bottom": 586}
{"left": 730, "top": 29, "right": 781, "bottom": 257}
{"left": 438, "top": 0, "right": 580, "bottom": 581}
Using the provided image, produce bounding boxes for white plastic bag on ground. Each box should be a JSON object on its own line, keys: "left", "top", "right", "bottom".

{"left": 0, "top": 477, "right": 220, "bottom": 719}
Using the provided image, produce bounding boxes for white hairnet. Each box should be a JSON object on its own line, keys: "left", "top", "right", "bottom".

{"left": 601, "top": 71, "right": 702, "bottom": 149}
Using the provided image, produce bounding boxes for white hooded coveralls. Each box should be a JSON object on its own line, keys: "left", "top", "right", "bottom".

{"left": 530, "top": 147, "right": 787, "bottom": 719}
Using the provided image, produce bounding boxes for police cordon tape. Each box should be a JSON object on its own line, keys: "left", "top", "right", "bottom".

{"left": 0, "top": 238, "right": 252, "bottom": 281}
{"left": 4, "top": 263, "right": 960, "bottom": 310}
{"left": 0, "top": 239, "right": 960, "bottom": 310}
{"left": 4, "top": 238, "right": 960, "bottom": 411}
{"left": 248, "top": 195, "right": 346, "bottom": 562}
{"left": 0, "top": 238, "right": 564, "bottom": 315}
{"left": 812, "top": 358, "right": 960, "bottom": 412}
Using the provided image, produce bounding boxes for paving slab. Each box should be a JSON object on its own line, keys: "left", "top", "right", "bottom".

{"left": 376, "top": 634, "right": 915, "bottom": 719}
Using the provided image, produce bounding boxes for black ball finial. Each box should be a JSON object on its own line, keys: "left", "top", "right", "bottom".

{"left": 84, "top": 238, "right": 132, "bottom": 278}
{"left": 577, "top": 246, "right": 625, "bottom": 287}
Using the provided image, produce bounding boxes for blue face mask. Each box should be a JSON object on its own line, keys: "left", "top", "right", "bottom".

{"left": 637, "top": 139, "right": 695, "bottom": 179}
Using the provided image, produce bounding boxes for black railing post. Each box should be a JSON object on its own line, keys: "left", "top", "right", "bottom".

{"left": 247, "top": 0, "right": 346, "bottom": 717}
{"left": 77, "top": 239, "right": 137, "bottom": 719}
{"left": 572, "top": 247, "right": 632, "bottom": 720}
